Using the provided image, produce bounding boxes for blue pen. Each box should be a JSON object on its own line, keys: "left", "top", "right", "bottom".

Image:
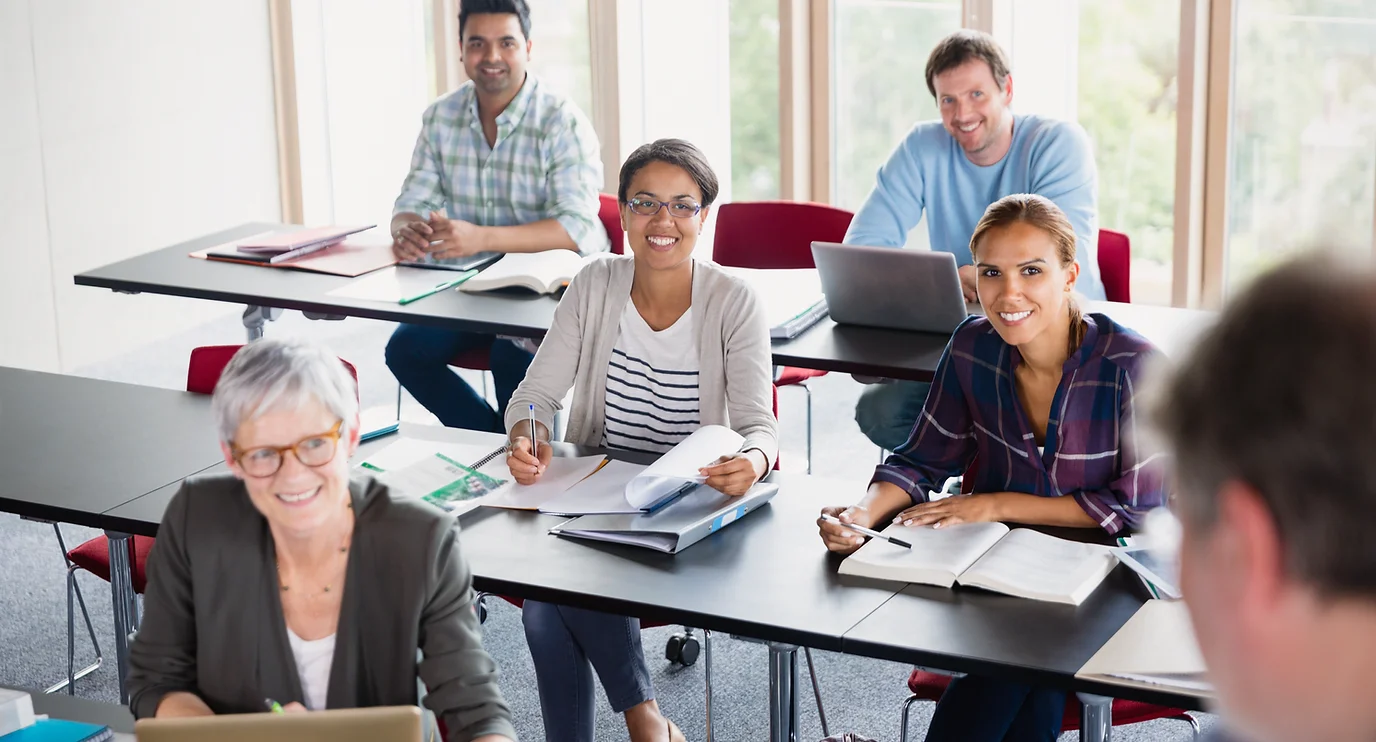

{"left": 528, "top": 404, "right": 538, "bottom": 457}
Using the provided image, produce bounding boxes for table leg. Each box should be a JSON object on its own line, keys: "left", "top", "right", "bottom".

{"left": 106, "top": 531, "right": 138, "bottom": 705}
{"left": 767, "top": 642, "right": 800, "bottom": 742}
{"left": 242, "top": 305, "right": 282, "bottom": 342}
{"left": 1077, "top": 692, "right": 1113, "bottom": 742}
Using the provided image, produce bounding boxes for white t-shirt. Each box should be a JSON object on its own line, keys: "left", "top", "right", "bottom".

{"left": 286, "top": 626, "right": 336, "bottom": 711}
{"left": 602, "top": 302, "right": 701, "bottom": 454}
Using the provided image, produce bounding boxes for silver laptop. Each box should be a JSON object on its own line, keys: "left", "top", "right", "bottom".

{"left": 811, "top": 242, "right": 980, "bottom": 333}
{"left": 136, "top": 705, "right": 424, "bottom": 742}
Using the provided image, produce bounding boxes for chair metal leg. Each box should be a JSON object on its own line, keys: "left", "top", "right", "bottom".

{"left": 803, "top": 647, "right": 828, "bottom": 737}
{"left": 1076, "top": 693, "right": 1113, "bottom": 742}
{"left": 1176, "top": 713, "right": 1201, "bottom": 739}
{"left": 46, "top": 526, "right": 102, "bottom": 695}
{"left": 801, "top": 383, "right": 814, "bottom": 474}
{"left": 703, "top": 629, "right": 714, "bottom": 742}
{"left": 898, "top": 694, "right": 922, "bottom": 742}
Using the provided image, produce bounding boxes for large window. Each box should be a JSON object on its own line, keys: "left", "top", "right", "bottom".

{"left": 1077, "top": 0, "right": 1181, "bottom": 305}
{"left": 1225, "top": 0, "right": 1376, "bottom": 290}
{"left": 832, "top": 0, "right": 961, "bottom": 215}
{"left": 523, "top": 0, "right": 593, "bottom": 116}
{"left": 729, "top": 0, "right": 781, "bottom": 200}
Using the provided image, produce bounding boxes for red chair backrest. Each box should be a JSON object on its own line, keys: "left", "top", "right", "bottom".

{"left": 599, "top": 193, "right": 625, "bottom": 255}
{"left": 1097, "top": 229, "right": 1131, "bottom": 303}
{"left": 186, "top": 344, "right": 359, "bottom": 397}
{"left": 712, "top": 201, "right": 854, "bottom": 269}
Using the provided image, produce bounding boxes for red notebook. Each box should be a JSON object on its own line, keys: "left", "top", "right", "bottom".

{"left": 236, "top": 225, "right": 374, "bottom": 253}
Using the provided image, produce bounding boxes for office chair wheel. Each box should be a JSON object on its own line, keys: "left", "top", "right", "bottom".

{"left": 664, "top": 631, "right": 700, "bottom": 667}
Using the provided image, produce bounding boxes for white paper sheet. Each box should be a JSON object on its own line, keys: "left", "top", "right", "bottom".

{"left": 326, "top": 266, "right": 465, "bottom": 303}
{"left": 537, "top": 459, "right": 647, "bottom": 515}
{"left": 481, "top": 455, "right": 608, "bottom": 510}
{"left": 625, "top": 425, "right": 744, "bottom": 509}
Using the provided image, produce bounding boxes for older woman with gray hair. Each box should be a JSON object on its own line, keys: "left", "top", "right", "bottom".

{"left": 126, "top": 338, "right": 515, "bottom": 742}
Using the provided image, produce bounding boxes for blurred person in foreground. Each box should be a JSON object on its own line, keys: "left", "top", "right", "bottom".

{"left": 1153, "top": 253, "right": 1376, "bottom": 742}
{"left": 127, "top": 338, "right": 514, "bottom": 742}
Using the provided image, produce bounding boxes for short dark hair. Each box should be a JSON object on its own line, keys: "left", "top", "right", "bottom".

{"left": 617, "top": 139, "right": 720, "bottom": 207}
{"left": 1152, "top": 253, "right": 1376, "bottom": 598}
{"left": 924, "top": 30, "right": 1011, "bottom": 98}
{"left": 458, "top": 0, "right": 531, "bottom": 41}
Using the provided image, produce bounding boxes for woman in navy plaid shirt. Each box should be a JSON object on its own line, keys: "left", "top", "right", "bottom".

{"left": 819, "top": 194, "right": 1167, "bottom": 742}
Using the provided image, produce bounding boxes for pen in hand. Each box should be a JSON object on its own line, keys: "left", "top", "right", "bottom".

{"left": 821, "top": 513, "right": 914, "bottom": 549}
{"left": 527, "top": 404, "right": 538, "bottom": 457}
{"left": 264, "top": 697, "right": 285, "bottom": 714}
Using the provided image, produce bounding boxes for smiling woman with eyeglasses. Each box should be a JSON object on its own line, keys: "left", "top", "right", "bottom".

{"left": 125, "top": 338, "right": 516, "bottom": 742}
{"left": 503, "top": 138, "right": 778, "bottom": 742}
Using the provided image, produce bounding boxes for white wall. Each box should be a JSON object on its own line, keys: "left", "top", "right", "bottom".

{"left": 0, "top": 0, "right": 282, "bottom": 372}
{"left": 0, "top": 0, "right": 60, "bottom": 370}
{"left": 292, "top": 0, "right": 434, "bottom": 230}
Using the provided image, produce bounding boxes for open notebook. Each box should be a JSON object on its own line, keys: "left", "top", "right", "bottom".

{"left": 1077, "top": 599, "right": 1213, "bottom": 697}
{"left": 535, "top": 426, "right": 748, "bottom": 516}
{"left": 459, "top": 251, "right": 605, "bottom": 294}
{"left": 838, "top": 522, "right": 1119, "bottom": 605}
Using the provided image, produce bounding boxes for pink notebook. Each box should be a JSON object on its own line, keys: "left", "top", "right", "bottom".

{"left": 237, "top": 225, "right": 375, "bottom": 253}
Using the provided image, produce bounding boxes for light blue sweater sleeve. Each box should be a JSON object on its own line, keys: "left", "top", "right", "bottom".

{"left": 1027, "top": 121, "right": 1104, "bottom": 298}
{"left": 843, "top": 124, "right": 929, "bottom": 247}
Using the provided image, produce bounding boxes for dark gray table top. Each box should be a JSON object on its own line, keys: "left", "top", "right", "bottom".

{"left": 838, "top": 571, "right": 1208, "bottom": 710}
{"left": 458, "top": 470, "right": 899, "bottom": 650}
{"left": 73, "top": 223, "right": 564, "bottom": 339}
{"left": 72, "top": 223, "right": 963, "bottom": 379}
{"left": 89, "top": 421, "right": 1208, "bottom": 707}
{"left": 0, "top": 368, "right": 220, "bottom": 529}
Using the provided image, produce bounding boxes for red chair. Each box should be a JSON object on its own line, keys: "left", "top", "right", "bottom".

{"left": 599, "top": 192, "right": 625, "bottom": 255}
{"left": 441, "top": 194, "right": 625, "bottom": 413}
{"left": 54, "top": 345, "right": 358, "bottom": 695}
{"left": 899, "top": 669, "right": 1199, "bottom": 741}
{"left": 712, "top": 201, "right": 855, "bottom": 473}
{"left": 1097, "top": 229, "right": 1131, "bottom": 304}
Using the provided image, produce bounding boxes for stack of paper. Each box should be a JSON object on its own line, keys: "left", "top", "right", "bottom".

{"left": 1077, "top": 599, "right": 1213, "bottom": 696}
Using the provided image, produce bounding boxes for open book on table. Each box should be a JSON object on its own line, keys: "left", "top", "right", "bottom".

{"left": 1077, "top": 599, "right": 1213, "bottom": 697}
{"left": 838, "top": 522, "right": 1119, "bottom": 605}
{"left": 535, "top": 425, "right": 748, "bottom": 516}
{"left": 458, "top": 250, "right": 605, "bottom": 294}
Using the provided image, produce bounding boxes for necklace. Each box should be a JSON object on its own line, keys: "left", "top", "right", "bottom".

{"left": 275, "top": 514, "right": 353, "bottom": 596}
{"left": 275, "top": 543, "right": 348, "bottom": 596}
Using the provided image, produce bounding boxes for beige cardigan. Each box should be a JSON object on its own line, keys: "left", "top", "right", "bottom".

{"left": 505, "top": 255, "right": 779, "bottom": 468}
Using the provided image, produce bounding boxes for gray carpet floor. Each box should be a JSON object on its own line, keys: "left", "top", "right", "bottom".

{"left": 0, "top": 307, "right": 1217, "bottom": 740}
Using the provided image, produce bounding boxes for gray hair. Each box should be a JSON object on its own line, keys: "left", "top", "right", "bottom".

{"left": 1151, "top": 252, "right": 1376, "bottom": 598}
{"left": 211, "top": 338, "right": 359, "bottom": 445}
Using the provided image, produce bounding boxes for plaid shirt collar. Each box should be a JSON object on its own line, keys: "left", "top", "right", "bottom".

{"left": 1006, "top": 312, "right": 1103, "bottom": 376}
{"left": 460, "top": 73, "right": 539, "bottom": 141}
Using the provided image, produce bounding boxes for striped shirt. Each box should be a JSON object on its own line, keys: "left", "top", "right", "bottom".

{"left": 872, "top": 313, "right": 1166, "bottom": 534}
{"left": 393, "top": 75, "right": 609, "bottom": 255}
{"left": 602, "top": 303, "right": 701, "bottom": 454}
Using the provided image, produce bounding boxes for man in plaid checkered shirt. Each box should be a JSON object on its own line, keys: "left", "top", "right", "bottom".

{"left": 386, "top": 0, "right": 608, "bottom": 433}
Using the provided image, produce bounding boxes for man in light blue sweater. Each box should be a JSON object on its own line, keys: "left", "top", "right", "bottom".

{"left": 849, "top": 30, "right": 1105, "bottom": 452}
